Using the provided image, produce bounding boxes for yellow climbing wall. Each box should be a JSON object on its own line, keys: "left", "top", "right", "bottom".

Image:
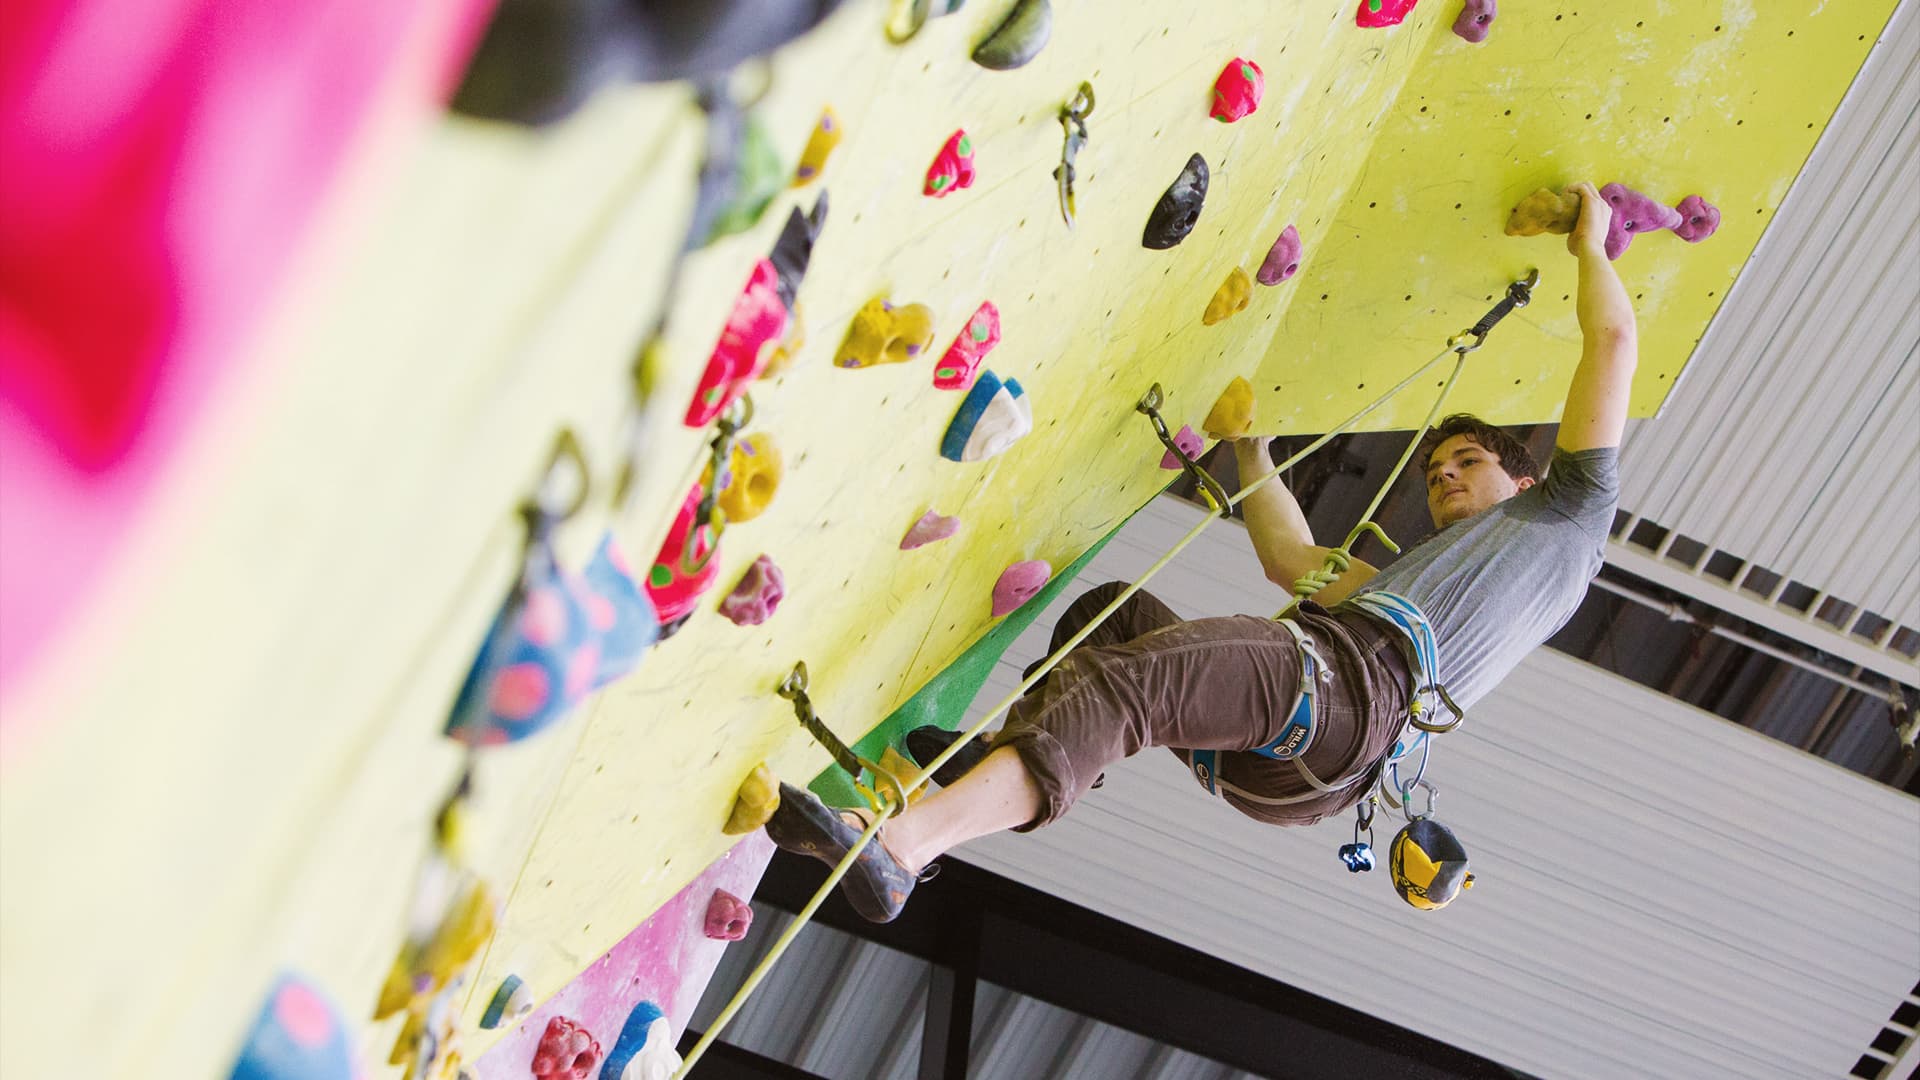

{"left": 0, "top": 1, "right": 1893, "bottom": 1078}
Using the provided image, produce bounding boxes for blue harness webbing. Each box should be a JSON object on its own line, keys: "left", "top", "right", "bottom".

{"left": 1187, "top": 591, "right": 1455, "bottom": 809}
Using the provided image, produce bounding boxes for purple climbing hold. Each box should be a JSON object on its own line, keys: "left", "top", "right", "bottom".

{"left": 1670, "top": 194, "right": 1721, "bottom": 243}
{"left": 1257, "top": 224, "right": 1303, "bottom": 286}
{"left": 1451, "top": 0, "right": 1495, "bottom": 42}
{"left": 718, "top": 555, "right": 785, "bottom": 627}
{"left": 900, "top": 510, "right": 961, "bottom": 550}
{"left": 992, "top": 560, "right": 1051, "bottom": 617}
{"left": 1158, "top": 424, "right": 1203, "bottom": 469}
{"left": 704, "top": 889, "right": 753, "bottom": 941}
{"left": 1599, "top": 182, "right": 1682, "bottom": 260}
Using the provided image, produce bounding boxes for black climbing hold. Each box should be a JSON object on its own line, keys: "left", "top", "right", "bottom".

{"left": 770, "top": 192, "right": 829, "bottom": 309}
{"left": 1142, "top": 153, "right": 1209, "bottom": 249}
{"left": 972, "top": 0, "right": 1052, "bottom": 71}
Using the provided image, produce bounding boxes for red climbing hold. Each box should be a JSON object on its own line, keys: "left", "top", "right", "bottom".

{"left": 718, "top": 555, "right": 785, "bottom": 627}
{"left": 1452, "top": 0, "right": 1496, "bottom": 42}
{"left": 1357, "top": 0, "right": 1419, "bottom": 27}
{"left": 686, "top": 259, "right": 789, "bottom": 427}
{"left": 705, "top": 889, "right": 754, "bottom": 941}
{"left": 992, "top": 561, "right": 1051, "bottom": 617}
{"left": 531, "top": 1016, "right": 601, "bottom": 1080}
{"left": 924, "top": 130, "right": 977, "bottom": 198}
{"left": 1599, "top": 182, "right": 1683, "bottom": 260}
{"left": 1670, "top": 195, "right": 1721, "bottom": 243}
{"left": 934, "top": 302, "right": 1001, "bottom": 390}
{"left": 645, "top": 483, "right": 722, "bottom": 631}
{"left": 1210, "top": 59, "right": 1264, "bottom": 123}
{"left": 1158, "top": 424, "right": 1203, "bottom": 469}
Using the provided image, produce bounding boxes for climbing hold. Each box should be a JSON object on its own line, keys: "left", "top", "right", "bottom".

{"left": 901, "top": 509, "right": 962, "bottom": 549}
{"left": 934, "top": 302, "right": 1001, "bottom": 390}
{"left": 1143, "top": 153, "right": 1209, "bottom": 249}
{"left": 716, "top": 433, "right": 783, "bottom": 523}
{"left": 1257, "top": 224, "right": 1304, "bottom": 286}
{"left": 704, "top": 889, "right": 754, "bottom": 941}
{"left": 1503, "top": 188, "right": 1580, "bottom": 237}
{"left": 1451, "top": 0, "right": 1496, "bottom": 42}
{"left": 887, "top": 0, "right": 969, "bottom": 43}
{"left": 1157, "top": 425, "right": 1204, "bottom": 470}
{"left": 792, "top": 108, "right": 841, "bottom": 186}
{"left": 1389, "top": 817, "right": 1475, "bottom": 911}
{"left": 1203, "top": 267, "right": 1252, "bottom": 326}
{"left": 376, "top": 877, "right": 499, "bottom": 1021}
{"left": 837, "top": 297, "right": 937, "bottom": 369}
{"left": 531, "top": 1016, "right": 601, "bottom": 1080}
{"left": 479, "top": 975, "right": 534, "bottom": 1030}
{"left": 1210, "top": 58, "right": 1264, "bottom": 122}
{"left": 703, "top": 117, "right": 784, "bottom": 245}
{"left": 229, "top": 974, "right": 356, "bottom": 1080}
{"left": 1356, "top": 0, "right": 1420, "bottom": 28}
{"left": 971, "top": 0, "right": 1052, "bottom": 70}
{"left": 725, "top": 763, "right": 781, "bottom": 834}
{"left": 601, "top": 1001, "right": 681, "bottom": 1080}
{"left": 769, "top": 194, "right": 829, "bottom": 311}
{"left": 924, "top": 130, "right": 977, "bottom": 197}
{"left": 1203, "top": 376, "right": 1256, "bottom": 439}
{"left": 582, "top": 533, "right": 658, "bottom": 688}
{"left": 991, "top": 560, "right": 1052, "bottom": 617}
{"left": 940, "top": 371, "right": 1032, "bottom": 462}
{"left": 1600, "top": 182, "right": 1683, "bottom": 260}
{"left": 1670, "top": 194, "right": 1721, "bottom": 243}
{"left": 686, "top": 258, "right": 789, "bottom": 427}
{"left": 645, "top": 482, "right": 722, "bottom": 632}
{"left": 719, "top": 555, "right": 786, "bottom": 626}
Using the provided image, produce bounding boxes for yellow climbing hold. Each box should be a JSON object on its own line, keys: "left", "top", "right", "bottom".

{"left": 1203, "top": 375, "right": 1256, "bottom": 439}
{"left": 723, "top": 763, "right": 780, "bottom": 834}
{"left": 717, "top": 433, "right": 784, "bottom": 524}
{"left": 792, "top": 107, "right": 842, "bottom": 187}
{"left": 837, "top": 297, "right": 937, "bottom": 369}
{"left": 1505, "top": 187, "right": 1580, "bottom": 237}
{"left": 1202, "top": 267, "right": 1252, "bottom": 326}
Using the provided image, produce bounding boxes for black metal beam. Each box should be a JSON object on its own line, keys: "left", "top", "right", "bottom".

{"left": 758, "top": 851, "right": 1517, "bottom": 1080}
{"left": 917, "top": 901, "right": 980, "bottom": 1080}
{"left": 677, "top": 1027, "right": 829, "bottom": 1080}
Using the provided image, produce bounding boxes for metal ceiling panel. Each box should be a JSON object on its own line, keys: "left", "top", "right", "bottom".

{"left": 949, "top": 497, "right": 1920, "bottom": 1080}
{"left": 1618, "top": 3, "right": 1920, "bottom": 628}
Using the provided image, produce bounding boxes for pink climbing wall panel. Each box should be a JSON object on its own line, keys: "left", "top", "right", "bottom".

{"left": 472, "top": 834, "right": 773, "bottom": 1078}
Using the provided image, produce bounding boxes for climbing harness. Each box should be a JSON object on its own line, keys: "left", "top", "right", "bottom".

{"left": 676, "top": 271, "right": 1539, "bottom": 1076}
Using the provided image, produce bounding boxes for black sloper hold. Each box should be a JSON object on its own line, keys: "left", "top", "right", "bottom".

{"left": 1143, "top": 153, "right": 1209, "bottom": 250}
{"left": 770, "top": 192, "right": 829, "bottom": 309}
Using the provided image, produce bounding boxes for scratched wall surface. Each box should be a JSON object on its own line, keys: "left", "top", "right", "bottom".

{"left": 0, "top": 2, "right": 1893, "bottom": 1078}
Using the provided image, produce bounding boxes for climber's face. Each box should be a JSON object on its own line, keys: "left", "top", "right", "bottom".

{"left": 1424, "top": 434, "right": 1533, "bottom": 527}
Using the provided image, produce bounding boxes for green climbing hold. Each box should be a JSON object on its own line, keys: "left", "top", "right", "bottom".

{"left": 649, "top": 564, "right": 674, "bottom": 588}
{"left": 703, "top": 117, "right": 785, "bottom": 245}
{"left": 971, "top": 0, "right": 1052, "bottom": 71}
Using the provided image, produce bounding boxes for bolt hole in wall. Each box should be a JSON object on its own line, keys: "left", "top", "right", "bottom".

{"left": 1165, "top": 430, "right": 1917, "bottom": 792}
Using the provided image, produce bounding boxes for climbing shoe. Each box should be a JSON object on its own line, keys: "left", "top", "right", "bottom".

{"left": 763, "top": 783, "right": 927, "bottom": 923}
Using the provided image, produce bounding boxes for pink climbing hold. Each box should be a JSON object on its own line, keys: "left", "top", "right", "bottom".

{"left": 1356, "top": 0, "right": 1420, "bottom": 28}
{"left": 991, "top": 560, "right": 1051, "bottom": 617}
{"left": 1257, "top": 224, "right": 1303, "bottom": 286}
{"left": 934, "top": 302, "right": 1001, "bottom": 390}
{"left": 718, "top": 555, "right": 785, "bottom": 627}
{"left": 704, "top": 889, "right": 754, "bottom": 941}
{"left": 1158, "top": 424, "right": 1203, "bottom": 469}
{"left": 900, "top": 510, "right": 961, "bottom": 550}
{"left": 1670, "top": 195, "right": 1721, "bottom": 243}
{"left": 531, "top": 1016, "right": 601, "bottom": 1080}
{"left": 1599, "top": 182, "right": 1683, "bottom": 260}
{"left": 686, "top": 259, "right": 789, "bottom": 427}
{"left": 924, "top": 130, "right": 977, "bottom": 198}
{"left": 1451, "top": 0, "right": 1495, "bottom": 42}
{"left": 1210, "top": 59, "right": 1264, "bottom": 123}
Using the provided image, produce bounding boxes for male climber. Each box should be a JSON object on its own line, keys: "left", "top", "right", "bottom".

{"left": 765, "top": 182, "right": 1635, "bottom": 922}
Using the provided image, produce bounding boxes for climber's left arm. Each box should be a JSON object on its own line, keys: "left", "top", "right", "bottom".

{"left": 1557, "top": 181, "right": 1639, "bottom": 453}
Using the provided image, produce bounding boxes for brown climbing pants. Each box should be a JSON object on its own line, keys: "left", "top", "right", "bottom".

{"left": 997, "top": 581, "right": 1414, "bottom": 830}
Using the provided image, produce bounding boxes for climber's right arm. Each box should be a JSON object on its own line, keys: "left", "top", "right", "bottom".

{"left": 1232, "top": 437, "right": 1377, "bottom": 602}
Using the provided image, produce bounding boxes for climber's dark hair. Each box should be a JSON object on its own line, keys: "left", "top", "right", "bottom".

{"left": 1418, "top": 414, "right": 1542, "bottom": 483}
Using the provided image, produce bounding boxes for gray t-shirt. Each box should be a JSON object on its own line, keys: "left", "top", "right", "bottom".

{"left": 1343, "top": 446, "right": 1619, "bottom": 709}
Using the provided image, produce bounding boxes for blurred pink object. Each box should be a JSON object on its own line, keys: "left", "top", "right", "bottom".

{"left": 0, "top": 0, "right": 495, "bottom": 723}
